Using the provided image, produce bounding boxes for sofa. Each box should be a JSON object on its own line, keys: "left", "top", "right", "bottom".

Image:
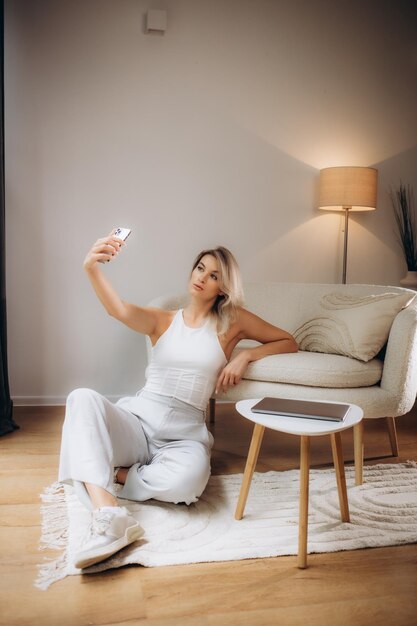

{"left": 147, "top": 283, "right": 417, "bottom": 457}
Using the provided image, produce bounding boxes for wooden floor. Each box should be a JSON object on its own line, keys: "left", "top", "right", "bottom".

{"left": 1, "top": 403, "right": 417, "bottom": 626}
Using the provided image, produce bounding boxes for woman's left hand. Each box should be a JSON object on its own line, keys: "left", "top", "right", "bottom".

{"left": 215, "top": 350, "right": 251, "bottom": 394}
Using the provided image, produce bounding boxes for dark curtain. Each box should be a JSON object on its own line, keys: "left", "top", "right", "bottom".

{"left": 0, "top": 0, "right": 17, "bottom": 436}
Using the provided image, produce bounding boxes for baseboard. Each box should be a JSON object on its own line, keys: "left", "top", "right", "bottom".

{"left": 12, "top": 395, "right": 121, "bottom": 406}
{"left": 12, "top": 396, "right": 231, "bottom": 407}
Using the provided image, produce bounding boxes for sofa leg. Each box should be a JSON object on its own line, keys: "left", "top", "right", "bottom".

{"left": 386, "top": 417, "right": 399, "bottom": 457}
{"left": 209, "top": 397, "right": 216, "bottom": 424}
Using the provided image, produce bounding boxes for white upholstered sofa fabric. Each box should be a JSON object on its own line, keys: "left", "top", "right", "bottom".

{"left": 146, "top": 283, "right": 417, "bottom": 420}
{"left": 231, "top": 347, "right": 383, "bottom": 388}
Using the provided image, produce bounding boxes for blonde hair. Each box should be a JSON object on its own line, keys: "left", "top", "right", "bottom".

{"left": 191, "top": 246, "right": 244, "bottom": 335}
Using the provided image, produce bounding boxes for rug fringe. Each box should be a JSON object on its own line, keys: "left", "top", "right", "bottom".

{"left": 35, "top": 481, "right": 69, "bottom": 590}
{"left": 39, "top": 481, "right": 68, "bottom": 550}
{"left": 34, "top": 553, "right": 69, "bottom": 591}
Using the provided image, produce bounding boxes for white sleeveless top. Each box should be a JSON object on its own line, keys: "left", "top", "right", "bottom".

{"left": 143, "top": 309, "right": 227, "bottom": 410}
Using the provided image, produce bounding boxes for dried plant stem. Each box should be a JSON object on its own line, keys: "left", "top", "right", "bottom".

{"left": 390, "top": 184, "right": 417, "bottom": 271}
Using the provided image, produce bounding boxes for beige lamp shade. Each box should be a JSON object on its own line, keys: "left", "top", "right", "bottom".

{"left": 318, "top": 166, "right": 378, "bottom": 212}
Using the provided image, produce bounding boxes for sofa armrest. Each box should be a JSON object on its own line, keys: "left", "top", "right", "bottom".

{"left": 380, "top": 301, "right": 417, "bottom": 415}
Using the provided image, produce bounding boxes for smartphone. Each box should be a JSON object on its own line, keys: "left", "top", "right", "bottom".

{"left": 113, "top": 227, "right": 132, "bottom": 241}
{"left": 99, "top": 227, "right": 132, "bottom": 262}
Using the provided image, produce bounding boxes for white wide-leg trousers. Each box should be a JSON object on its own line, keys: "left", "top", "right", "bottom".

{"left": 58, "top": 388, "right": 213, "bottom": 511}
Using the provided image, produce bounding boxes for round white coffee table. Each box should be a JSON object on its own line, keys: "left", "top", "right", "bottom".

{"left": 234, "top": 398, "right": 364, "bottom": 568}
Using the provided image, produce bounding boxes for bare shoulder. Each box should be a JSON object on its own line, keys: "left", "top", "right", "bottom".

{"left": 235, "top": 306, "right": 294, "bottom": 342}
{"left": 235, "top": 306, "right": 253, "bottom": 320}
{"left": 148, "top": 306, "right": 176, "bottom": 328}
{"left": 149, "top": 307, "right": 177, "bottom": 344}
{"left": 146, "top": 306, "right": 175, "bottom": 319}
{"left": 221, "top": 307, "right": 253, "bottom": 343}
{"left": 234, "top": 306, "right": 260, "bottom": 328}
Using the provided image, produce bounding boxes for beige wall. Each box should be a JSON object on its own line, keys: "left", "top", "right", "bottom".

{"left": 5, "top": 0, "right": 417, "bottom": 403}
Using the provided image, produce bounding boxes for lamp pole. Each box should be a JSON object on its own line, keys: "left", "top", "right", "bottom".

{"left": 342, "top": 207, "right": 350, "bottom": 284}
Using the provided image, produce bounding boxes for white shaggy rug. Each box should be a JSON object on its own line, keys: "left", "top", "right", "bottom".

{"left": 36, "top": 462, "right": 417, "bottom": 590}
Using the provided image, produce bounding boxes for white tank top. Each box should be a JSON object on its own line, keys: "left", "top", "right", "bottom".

{"left": 143, "top": 309, "right": 227, "bottom": 410}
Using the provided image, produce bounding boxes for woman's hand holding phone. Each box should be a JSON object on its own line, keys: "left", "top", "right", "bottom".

{"left": 83, "top": 228, "right": 131, "bottom": 270}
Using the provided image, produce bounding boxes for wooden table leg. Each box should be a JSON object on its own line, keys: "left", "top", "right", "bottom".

{"left": 330, "top": 432, "right": 350, "bottom": 523}
{"left": 354, "top": 420, "right": 364, "bottom": 486}
{"left": 298, "top": 435, "right": 310, "bottom": 569}
{"left": 235, "top": 424, "right": 265, "bottom": 520}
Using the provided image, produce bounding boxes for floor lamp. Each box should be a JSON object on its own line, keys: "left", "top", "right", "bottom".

{"left": 318, "top": 166, "right": 378, "bottom": 284}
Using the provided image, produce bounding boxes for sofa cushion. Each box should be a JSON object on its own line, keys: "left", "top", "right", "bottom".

{"left": 233, "top": 348, "right": 383, "bottom": 388}
{"left": 293, "top": 291, "right": 414, "bottom": 362}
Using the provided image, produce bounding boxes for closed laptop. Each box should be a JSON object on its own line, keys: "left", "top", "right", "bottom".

{"left": 251, "top": 397, "right": 350, "bottom": 422}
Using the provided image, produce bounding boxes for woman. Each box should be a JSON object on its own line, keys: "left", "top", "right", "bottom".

{"left": 58, "top": 231, "right": 298, "bottom": 569}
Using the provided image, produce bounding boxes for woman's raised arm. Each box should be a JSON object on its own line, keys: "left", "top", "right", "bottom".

{"left": 83, "top": 233, "right": 159, "bottom": 336}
